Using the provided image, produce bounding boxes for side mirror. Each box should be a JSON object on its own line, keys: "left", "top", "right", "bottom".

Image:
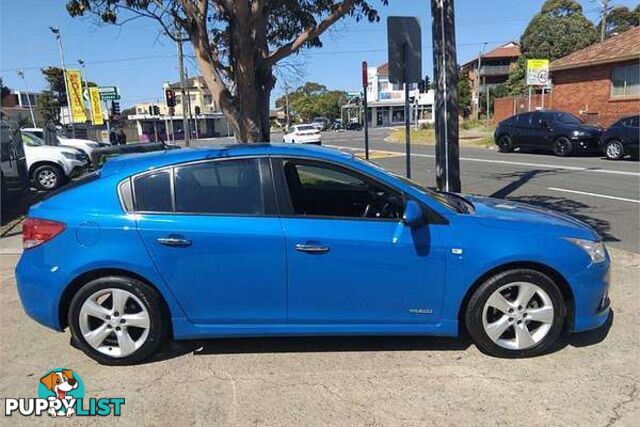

{"left": 402, "top": 200, "right": 423, "bottom": 227}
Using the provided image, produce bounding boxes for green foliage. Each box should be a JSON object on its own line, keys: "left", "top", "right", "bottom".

{"left": 37, "top": 91, "right": 60, "bottom": 124}
{"left": 457, "top": 71, "right": 472, "bottom": 117}
{"left": 505, "top": 56, "right": 527, "bottom": 96}
{"left": 521, "top": 0, "right": 598, "bottom": 60}
{"left": 275, "top": 82, "right": 348, "bottom": 122}
{"left": 600, "top": 6, "right": 640, "bottom": 39}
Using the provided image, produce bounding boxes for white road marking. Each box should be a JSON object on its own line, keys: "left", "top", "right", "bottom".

{"left": 325, "top": 145, "right": 640, "bottom": 177}
{"left": 548, "top": 187, "right": 640, "bottom": 204}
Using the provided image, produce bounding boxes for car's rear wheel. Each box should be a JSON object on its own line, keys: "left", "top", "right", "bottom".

{"left": 68, "top": 276, "right": 167, "bottom": 365}
{"left": 497, "top": 135, "right": 514, "bottom": 153}
{"left": 552, "top": 137, "right": 573, "bottom": 157}
{"left": 605, "top": 140, "right": 625, "bottom": 160}
{"left": 32, "top": 164, "right": 64, "bottom": 191}
{"left": 465, "top": 269, "right": 565, "bottom": 358}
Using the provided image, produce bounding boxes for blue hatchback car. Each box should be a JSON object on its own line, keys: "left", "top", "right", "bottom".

{"left": 15, "top": 144, "right": 611, "bottom": 364}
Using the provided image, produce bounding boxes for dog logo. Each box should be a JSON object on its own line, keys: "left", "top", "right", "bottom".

{"left": 4, "top": 368, "right": 124, "bottom": 417}
{"left": 39, "top": 369, "right": 81, "bottom": 417}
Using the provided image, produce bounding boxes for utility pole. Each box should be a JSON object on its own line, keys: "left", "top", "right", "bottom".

{"left": 175, "top": 28, "right": 191, "bottom": 146}
{"left": 474, "top": 42, "right": 487, "bottom": 121}
{"left": 49, "top": 26, "right": 75, "bottom": 137}
{"left": 431, "top": 0, "right": 461, "bottom": 192}
{"left": 17, "top": 70, "right": 36, "bottom": 127}
{"left": 184, "top": 67, "right": 197, "bottom": 139}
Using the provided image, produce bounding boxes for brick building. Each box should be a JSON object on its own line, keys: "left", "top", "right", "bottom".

{"left": 549, "top": 27, "right": 639, "bottom": 127}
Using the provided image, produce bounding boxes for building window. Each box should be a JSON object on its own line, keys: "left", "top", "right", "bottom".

{"left": 611, "top": 62, "right": 640, "bottom": 98}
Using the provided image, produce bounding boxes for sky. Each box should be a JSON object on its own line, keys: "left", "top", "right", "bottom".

{"left": 0, "top": 0, "right": 636, "bottom": 108}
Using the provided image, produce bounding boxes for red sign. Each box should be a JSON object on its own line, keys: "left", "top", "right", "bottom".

{"left": 362, "top": 61, "right": 368, "bottom": 88}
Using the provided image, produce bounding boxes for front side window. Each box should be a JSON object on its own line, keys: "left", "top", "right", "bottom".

{"left": 134, "top": 171, "right": 172, "bottom": 212}
{"left": 611, "top": 62, "right": 640, "bottom": 98}
{"left": 283, "top": 160, "right": 402, "bottom": 219}
{"left": 551, "top": 112, "right": 582, "bottom": 125}
{"left": 174, "top": 159, "right": 265, "bottom": 215}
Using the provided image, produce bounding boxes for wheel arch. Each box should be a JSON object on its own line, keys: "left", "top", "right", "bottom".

{"left": 458, "top": 261, "right": 575, "bottom": 331}
{"left": 59, "top": 268, "right": 173, "bottom": 336}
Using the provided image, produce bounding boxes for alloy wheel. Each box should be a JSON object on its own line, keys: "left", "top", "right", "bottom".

{"left": 78, "top": 288, "right": 151, "bottom": 358}
{"left": 481, "top": 282, "right": 554, "bottom": 350}
{"left": 606, "top": 141, "right": 623, "bottom": 160}
{"left": 38, "top": 169, "right": 58, "bottom": 189}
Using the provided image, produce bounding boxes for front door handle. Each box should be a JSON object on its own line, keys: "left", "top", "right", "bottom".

{"left": 295, "top": 243, "right": 330, "bottom": 254}
{"left": 157, "top": 235, "right": 192, "bottom": 247}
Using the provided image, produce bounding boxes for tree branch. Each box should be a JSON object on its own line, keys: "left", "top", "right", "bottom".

{"left": 266, "top": 0, "right": 357, "bottom": 66}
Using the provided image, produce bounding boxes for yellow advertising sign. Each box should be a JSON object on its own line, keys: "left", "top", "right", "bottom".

{"left": 65, "top": 69, "right": 87, "bottom": 123}
{"left": 89, "top": 87, "right": 104, "bottom": 125}
{"left": 526, "top": 59, "right": 550, "bottom": 86}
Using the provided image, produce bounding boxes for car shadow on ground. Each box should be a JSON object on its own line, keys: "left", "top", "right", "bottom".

{"left": 1, "top": 191, "right": 45, "bottom": 232}
{"left": 142, "top": 311, "right": 614, "bottom": 364}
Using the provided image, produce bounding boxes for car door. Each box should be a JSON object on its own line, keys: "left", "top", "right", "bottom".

{"left": 624, "top": 116, "right": 639, "bottom": 147}
{"left": 134, "top": 157, "right": 287, "bottom": 324}
{"left": 528, "top": 112, "right": 554, "bottom": 150}
{"left": 273, "top": 157, "right": 447, "bottom": 325}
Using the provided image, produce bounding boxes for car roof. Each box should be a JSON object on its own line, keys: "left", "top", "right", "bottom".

{"left": 100, "top": 143, "right": 353, "bottom": 178}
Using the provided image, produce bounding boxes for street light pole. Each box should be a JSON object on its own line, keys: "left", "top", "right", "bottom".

{"left": 175, "top": 27, "right": 191, "bottom": 146}
{"left": 49, "top": 27, "right": 75, "bottom": 137}
{"left": 17, "top": 70, "right": 36, "bottom": 127}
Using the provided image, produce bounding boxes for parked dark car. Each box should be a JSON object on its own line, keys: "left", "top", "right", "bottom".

{"left": 1, "top": 118, "right": 30, "bottom": 207}
{"left": 494, "top": 110, "right": 603, "bottom": 157}
{"left": 598, "top": 115, "right": 639, "bottom": 160}
{"left": 345, "top": 122, "right": 363, "bottom": 131}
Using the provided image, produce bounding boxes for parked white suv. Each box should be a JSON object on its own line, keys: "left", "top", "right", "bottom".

{"left": 21, "top": 132, "right": 88, "bottom": 191}
{"left": 283, "top": 124, "right": 322, "bottom": 145}
{"left": 22, "top": 127, "right": 100, "bottom": 159}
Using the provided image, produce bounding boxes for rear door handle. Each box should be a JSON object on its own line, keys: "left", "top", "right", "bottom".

{"left": 157, "top": 235, "right": 192, "bottom": 247}
{"left": 295, "top": 243, "right": 330, "bottom": 254}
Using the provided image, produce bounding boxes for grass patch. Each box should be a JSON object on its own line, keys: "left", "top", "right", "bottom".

{"left": 388, "top": 128, "right": 435, "bottom": 144}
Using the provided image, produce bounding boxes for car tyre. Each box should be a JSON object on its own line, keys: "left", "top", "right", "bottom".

{"left": 497, "top": 135, "right": 514, "bottom": 153}
{"left": 552, "top": 137, "right": 573, "bottom": 157}
{"left": 68, "top": 276, "right": 168, "bottom": 365}
{"left": 32, "top": 164, "right": 64, "bottom": 191}
{"left": 465, "top": 269, "right": 565, "bottom": 358}
{"left": 605, "top": 140, "right": 625, "bottom": 160}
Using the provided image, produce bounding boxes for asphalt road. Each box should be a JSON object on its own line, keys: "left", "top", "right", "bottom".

{"left": 197, "top": 128, "right": 640, "bottom": 253}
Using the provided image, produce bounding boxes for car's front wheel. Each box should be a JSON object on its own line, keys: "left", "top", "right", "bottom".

{"left": 465, "top": 269, "right": 565, "bottom": 358}
{"left": 68, "top": 276, "right": 168, "bottom": 365}
{"left": 605, "top": 140, "right": 625, "bottom": 160}
{"left": 552, "top": 137, "right": 573, "bottom": 157}
{"left": 32, "top": 164, "right": 64, "bottom": 191}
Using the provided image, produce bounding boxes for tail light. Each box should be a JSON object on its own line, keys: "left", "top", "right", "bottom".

{"left": 23, "top": 218, "right": 66, "bottom": 250}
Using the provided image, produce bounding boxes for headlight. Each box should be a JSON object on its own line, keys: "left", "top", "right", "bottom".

{"left": 62, "top": 152, "right": 78, "bottom": 160}
{"left": 87, "top": 142, "right": 99, "bottom": 148}
{"left": 566, "top": 238, "right": 607, "bottom": 263}
{"left": 572, "top": 130, "right": 586, "bottom": 137}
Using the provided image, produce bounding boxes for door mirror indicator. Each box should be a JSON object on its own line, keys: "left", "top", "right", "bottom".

{"left": 402, "top": 200, "right": 423, "bottom": 227}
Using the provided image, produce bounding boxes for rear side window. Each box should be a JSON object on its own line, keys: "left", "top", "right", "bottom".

{"left": 174, "top": 159, "right": 265, "bottom": 215}
{"left": 134, "top": 171, "right": 172, "bottom": 212}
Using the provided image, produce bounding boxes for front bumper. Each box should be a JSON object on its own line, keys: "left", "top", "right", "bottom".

{"left": 569, "top": 257, "right": 611, "bottom": 332}
{"left": 570, "top": 136, "right": 601, "bottom": 153}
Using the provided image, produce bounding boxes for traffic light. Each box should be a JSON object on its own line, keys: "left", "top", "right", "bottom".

{"left": 148, "top": 106, "right": 154, "bottom": 115}
{"left": 153, "top": 105, "right": 160, "bottom": 116}
{"left": 194, "top": 106, "right": 201, "bottom": 116}
{"left": 165, "top": 89, "right": 176, "bottom": 107}
{"left": 111, "top": 101, "right": 120, "bottom": 116}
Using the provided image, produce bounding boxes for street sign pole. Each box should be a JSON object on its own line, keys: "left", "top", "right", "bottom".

{"left": 362, "top": 61, "right": 370, "bottom": 160}
{"left": 403, "top": 43, "right": 411, "bottom": 178}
